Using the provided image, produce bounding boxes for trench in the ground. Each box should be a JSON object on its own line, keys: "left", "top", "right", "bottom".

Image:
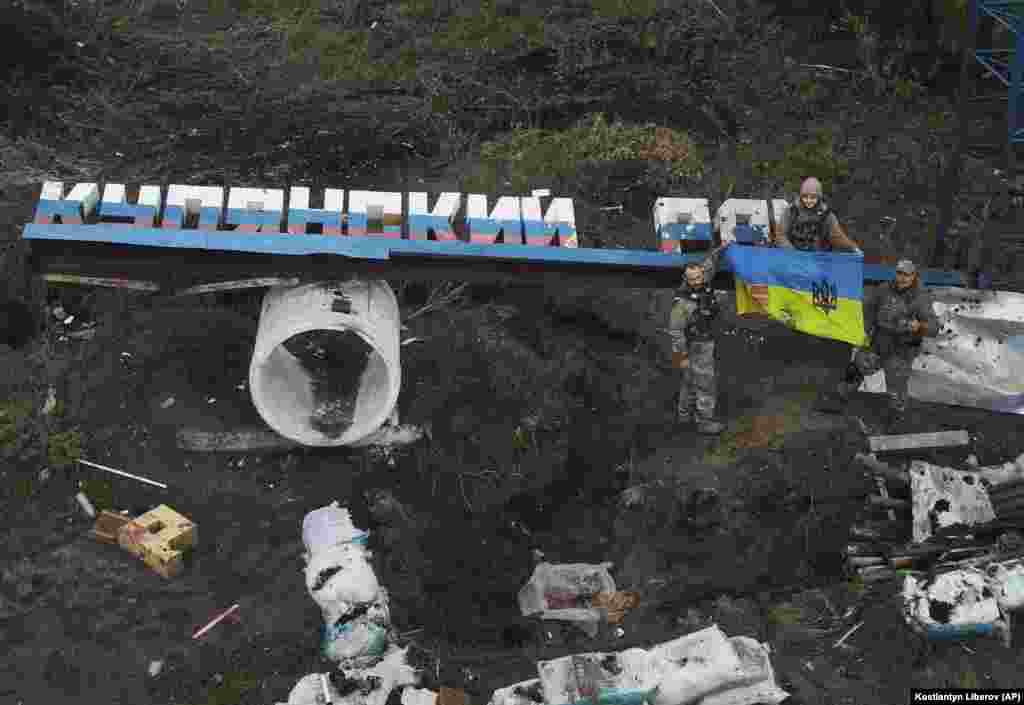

{"left": 276, "top": 329, "right": 376, "bottom": 438}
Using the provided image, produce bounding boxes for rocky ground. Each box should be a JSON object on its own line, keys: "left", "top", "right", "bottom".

{"left": 2, "top": 1, "right": 1024, "bottom": 704}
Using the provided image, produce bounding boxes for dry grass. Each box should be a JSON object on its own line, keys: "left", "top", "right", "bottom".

{"left": 704, "top": 395, "right": 810, "bottom": 465}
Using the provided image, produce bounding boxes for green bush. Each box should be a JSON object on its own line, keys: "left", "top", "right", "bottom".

{"left": 239, "top": 0, "right": 417, "bottom": 81}
{"left": 476, "top": 113, "right": 702, "bottom": 193}
{"left": 80, "top": 477, "right": 113, "bottom": 510}
{"left": 0, "top": 399, "right": 33, "bottom": 449}
{"left": 753, "top": 128, "right": 849, "bottom": 194}
{"left": 591, "top": 0, "right": 659, "bottom": 19}
{"left": 285, "top": 21, "right": 417, "bottom": 81}
{"left": 767, "top": 604, "right": 805, "bottom": 625}
{"left": 432, "top": 1, "right": 545, "bottom": 51}
{"left": 47, "top": 430, "right": 82, "bottom": 469}
{"left": 398, "top": 0, "right": 436, "bottom": 19}
{"left": 110, "top": 15, "right": 131, "bottom": 34}
{"left": 892, "top": 76, "right": 924, "bottom": 101}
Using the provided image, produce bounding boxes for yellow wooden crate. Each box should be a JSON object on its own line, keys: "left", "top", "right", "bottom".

{"left": 117, "top": 504, "right": 196, "bottom": 578}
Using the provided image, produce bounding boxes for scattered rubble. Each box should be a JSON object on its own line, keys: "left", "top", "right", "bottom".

{"left": 845, "top": 439, "right": 1024, "bottom": 645}
{"left": 89, "top": 509, "right": 133, "bottom": 544}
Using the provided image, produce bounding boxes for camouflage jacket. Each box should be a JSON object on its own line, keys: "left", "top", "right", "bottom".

{"left": 670, "top": 245, "right": 725, "bottom": 346}
{"left": 864, "top": 281, "right": 939, "bottom": 354}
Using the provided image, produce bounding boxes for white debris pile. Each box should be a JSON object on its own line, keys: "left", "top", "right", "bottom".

{"left": 488, "top": 626, "right": 787, "bottom": 705}
{"left": 287, "top": 649, "right": 420, "bottom": 705}
{"left": 968, "top": 452, "right": 1024, "bottom": 487}
{"left": 518, "top": 562, "right": 617, "bottom": 637}
{"left": 909, "top": 461, "right": 996, "bottom": 542}
{"left": 301, "top": 502, "right": 390, "bottom": 663}
{"left": 288, "top": 501, "right": 427, "bottom": 705}
{"left": 902, "top": 557, "right": 1024, "bottom": 644}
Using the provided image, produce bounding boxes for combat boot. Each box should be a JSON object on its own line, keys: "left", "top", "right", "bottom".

{"left": 696, "top": 418, "right": 725, "bottom": 435}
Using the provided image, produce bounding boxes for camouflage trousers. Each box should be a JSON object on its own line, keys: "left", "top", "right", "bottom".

{"left": 676, "top": 341, "right": 717, "bottom": 421}
{"left": 846, "top": 346, "right": 918, "bottom": 413}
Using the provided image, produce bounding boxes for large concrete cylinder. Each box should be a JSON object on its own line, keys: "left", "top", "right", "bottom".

{"left": 249, "top": 280, "right": 401, "bottom": 446}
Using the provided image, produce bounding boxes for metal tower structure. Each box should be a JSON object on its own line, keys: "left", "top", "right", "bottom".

{"left": 935, "top": 0, "right": 1023, "bottom": 277}
{"left": 972, "top": 0, "right": 1024, "bottom": 145}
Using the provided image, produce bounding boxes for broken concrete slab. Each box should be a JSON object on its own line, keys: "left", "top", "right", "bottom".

{"left": 910, "top": 461, "right": 997, "bottom": 543}
{"left": 868, "top": 430, "right": 970, "bottom": 454}
{"left": 177, "top": 427, "right": 300, "bottom": 453}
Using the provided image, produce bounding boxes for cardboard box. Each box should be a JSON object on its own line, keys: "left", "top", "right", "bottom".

{"left": 118, "top": 504, "right": 196, "bottom": 578}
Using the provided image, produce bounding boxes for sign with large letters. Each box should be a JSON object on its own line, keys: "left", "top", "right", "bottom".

{"left": 22, "top": 182, "right": 966, "bottom": 287}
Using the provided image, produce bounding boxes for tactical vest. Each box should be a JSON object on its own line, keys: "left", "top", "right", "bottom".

{"left": 677, "top": 286, "right": 719, "bottom": 342}
{"left": 787, "top": 202, "right": 832, "bottom": 251}
{"left": 873, "top": 284, "right": 924, "bottom": 355}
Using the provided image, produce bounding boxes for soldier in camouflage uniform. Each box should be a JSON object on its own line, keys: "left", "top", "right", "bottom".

{"left": 822, "top": 259, "right": 939, "bottom": 427}
{"left": 771, "top": 177, "right": 862, "bottom": 253}
{"left": 668, "top": 242, "right": 732, "bottom": 435}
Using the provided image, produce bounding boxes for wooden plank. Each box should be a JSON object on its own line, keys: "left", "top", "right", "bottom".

{"left": 868, "top": 430, "right": 970, "bottom": 453}
{"left": 177, "top": 427, "right": 299, "bottom": 453}
{"left": 171, "top": 277, "right": 301, "bottom": 297}
{"left": 43, "top": 273, "right": 160, "bottom": 291}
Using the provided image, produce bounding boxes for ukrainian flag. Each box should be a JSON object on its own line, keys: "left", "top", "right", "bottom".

{"left": 725, "top": 246, "right": 867, "bottom": 347}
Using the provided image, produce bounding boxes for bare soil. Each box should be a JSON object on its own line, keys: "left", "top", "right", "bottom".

{"left": 2, "top": 1, "right": 1024, "bottom": 704}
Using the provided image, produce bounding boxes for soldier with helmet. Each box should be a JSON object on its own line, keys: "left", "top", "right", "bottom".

{"left": 668, "top": 241, "right": 733, "bottom": 435}
{"left": 820, "top": 258, "right": 940, "bottom": 428}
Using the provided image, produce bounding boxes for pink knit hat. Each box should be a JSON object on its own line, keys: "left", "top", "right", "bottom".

{"left": 799, "top": 177, "right": 823, "bottom": 196}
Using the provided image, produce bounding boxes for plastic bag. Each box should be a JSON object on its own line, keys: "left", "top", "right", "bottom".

{"left": 303, "top": 501, "right": 370, "bottom": 557}
{"left": 323, "top": 616, "right": 390, "bottom": 662}
{"left": 302, "top": 506, "right": 391, "bottom": 663}
{"left": 288, "top": 647, "right": 419, "bottom": 705}
{"left": 536, "top": 627, "right": 786, "bottom": 705}
{"left": 699, "top": 638, "right": 789, "bottom": 705}
{"left": 519, "top": 562, "right": 616, "bottom": 637}
{"left": 401, "top": 688, "right": 438, "bottom": 705}
{"left": 538, "top": 649, "right": 656, "bottom": 705}
{"left": 649, "top": 626, "right": 749, "bottom": 705}
{"left": 489, "top": 679, "right": 545, "bottom": 705}
{"left": 306, "top": 543, "right": 383, "bottom": 622}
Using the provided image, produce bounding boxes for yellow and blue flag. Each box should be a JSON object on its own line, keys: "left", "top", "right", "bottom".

{"left": 725, "top": 246, "right": 867, "bottom": 347}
